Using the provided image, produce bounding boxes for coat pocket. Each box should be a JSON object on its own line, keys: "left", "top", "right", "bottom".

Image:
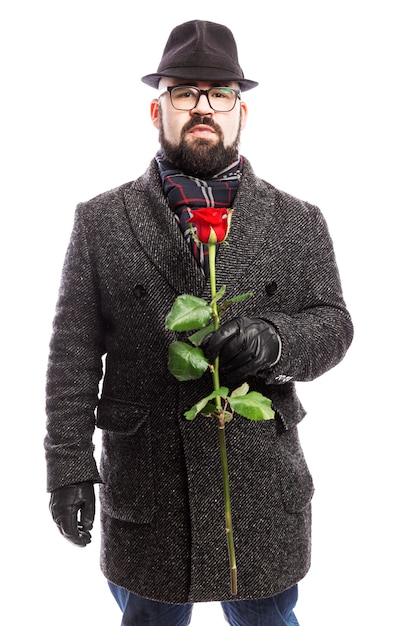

{"left": 96, "top": 395, "right": 156, "bottom": 523}
{"left": 275, "top": 426, "right": 315, "bottom": 513}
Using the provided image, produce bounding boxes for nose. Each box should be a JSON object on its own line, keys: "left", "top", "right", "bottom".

{"left": 191, "top": 92, "right": 213, "bottom": 115}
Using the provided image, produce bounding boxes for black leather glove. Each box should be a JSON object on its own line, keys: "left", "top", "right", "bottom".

{"left": 49, "top": 482, "right": 95, "bottom": 547}
{"left": 201, "top": 316, "right": 280, "bottom": 384}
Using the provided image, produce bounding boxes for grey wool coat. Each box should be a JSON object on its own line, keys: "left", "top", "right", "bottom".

{"left": 45, "top": 157, "right": 353, "bottom": 604}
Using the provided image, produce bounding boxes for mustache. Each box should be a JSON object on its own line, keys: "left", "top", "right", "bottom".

{"left": 181, "top": 116, "right": 222, "bottom": 135}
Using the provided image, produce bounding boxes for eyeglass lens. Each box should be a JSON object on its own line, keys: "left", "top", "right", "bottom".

{"left": 170, "top": 87, "right": 238, "bottom": 112}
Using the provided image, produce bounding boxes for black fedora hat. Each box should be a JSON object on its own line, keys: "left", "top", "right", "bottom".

{"left": 141, "top": 20, "right": 258, "bottom": 92}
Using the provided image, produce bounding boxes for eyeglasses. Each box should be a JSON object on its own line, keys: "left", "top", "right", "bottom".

{"left": 159, "top": 85, "right": 241, "bottom": 112}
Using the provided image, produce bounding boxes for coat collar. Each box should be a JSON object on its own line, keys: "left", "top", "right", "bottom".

{"left": 123, "top": 157, "right": 276, "bottom": 298}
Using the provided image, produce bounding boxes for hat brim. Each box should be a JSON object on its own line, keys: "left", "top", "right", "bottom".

{"left": 141, "top": 69, "right": 258, "bottom": 92}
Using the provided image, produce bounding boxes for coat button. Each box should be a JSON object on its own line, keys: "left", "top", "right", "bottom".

{"left": 265, "top": 281, "right": 277, "bottom": 295}
{"left": 133, "top": 284, "right": 147, "bottom": 298}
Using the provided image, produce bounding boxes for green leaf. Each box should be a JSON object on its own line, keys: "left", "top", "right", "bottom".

{"left": 230, "top": 382, "right": 250, "bottom": 397}
{"left": 184, "top": 387, "right": 229, "bottom": 420}
{"left": 226, "top": 291, "right": 253, "bottom": 304}
{"left": 211, "top": 284, "right": 227, "bottom": 305}
{"left": 228, "top": 391, "right": 275, "bottom": 421}
{"left": 217, "top": 292, "right": 253, "bottom": 312}
{"left": 184, "top": 407, "right": 201, "bottom": 421}
{"left": 168, "top": 341, "right": 209, "bottom": 382}
{"left": 200, "top": 401, "right": 218, "bottom": 417}
{"left": 165, "top": 294, "right": 212, "bottom": 331}
{"left": 188, "top": 323, "right": 215, "bottom": 347}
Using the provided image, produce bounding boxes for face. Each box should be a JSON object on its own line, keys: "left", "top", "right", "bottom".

{"left": 150, "top": 78, "right": 248, "bottom": 178}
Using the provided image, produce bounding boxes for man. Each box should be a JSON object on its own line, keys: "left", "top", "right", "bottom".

{"left": 45, "top": 20, "right": 354, "bottom": 625}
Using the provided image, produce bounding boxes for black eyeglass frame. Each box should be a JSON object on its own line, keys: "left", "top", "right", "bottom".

{"left": 159, "top": 85, "right": 241, "bottom": 112}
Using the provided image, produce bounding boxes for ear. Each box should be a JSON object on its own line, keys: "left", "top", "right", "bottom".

{"left": 239, "top": 101, "right": 248, "bottom": 131}
{"left": 150, "top": 99, "right": 160, "bottom": 129}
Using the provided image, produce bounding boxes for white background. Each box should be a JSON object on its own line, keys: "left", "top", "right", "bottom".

{"left": 1, "top": 1, "right": 416, "bottom": 624}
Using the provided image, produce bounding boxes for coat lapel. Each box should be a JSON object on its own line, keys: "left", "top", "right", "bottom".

{"left": 123, "top": 161, "right": 207, "bottom": 296}
{"left": 202, "top": 158, "right": 276, "bottom": 300}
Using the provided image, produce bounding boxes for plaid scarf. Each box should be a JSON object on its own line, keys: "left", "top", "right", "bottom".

{"left": 156, "top": 150, "right": 242, "bottom": 275}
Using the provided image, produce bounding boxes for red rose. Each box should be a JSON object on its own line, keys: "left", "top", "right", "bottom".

{"left": 186, "top": 208, "right": 233, "bottom": 244}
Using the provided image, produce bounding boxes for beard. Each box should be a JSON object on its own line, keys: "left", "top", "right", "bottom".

{"left": 159, "top": 115, "right": 241, "bottom": 179}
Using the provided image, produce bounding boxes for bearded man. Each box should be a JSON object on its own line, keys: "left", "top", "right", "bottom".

{"left": 45, "top": 20, "right": 353, "bottom": 626}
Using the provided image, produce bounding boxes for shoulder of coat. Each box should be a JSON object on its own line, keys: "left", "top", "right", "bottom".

{"left": 78, "top": 180, "right": 134, "bottom": 209}
{"left": 240, "top": 156, "right": 320, "bottom": 216}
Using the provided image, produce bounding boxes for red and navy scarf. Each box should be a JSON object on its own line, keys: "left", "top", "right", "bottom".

{"left": 156, "top": 150, "right": 242, "bottom": 275}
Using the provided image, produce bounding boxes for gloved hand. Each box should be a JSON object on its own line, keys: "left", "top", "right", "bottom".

{"left": 201, "top": 316, "right": 281, "bottom": 384}
{"left": 49, "top": 481, "right": 95, "bottom": 547}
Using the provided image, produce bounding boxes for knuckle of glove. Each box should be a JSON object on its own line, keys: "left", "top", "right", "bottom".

{"left": 242, "top": 318, "right": 279, "bottom": 370}
{"left": 201, "top": 319, "right": 240, "bottom": 362}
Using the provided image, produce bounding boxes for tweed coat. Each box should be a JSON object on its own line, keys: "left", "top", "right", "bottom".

{"left": 45, "top": 157, "right": 353, "bottom": 604}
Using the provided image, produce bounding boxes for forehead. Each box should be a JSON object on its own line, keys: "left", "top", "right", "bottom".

{"left": 158, "top": 77, "right": 240, "bottom": 90}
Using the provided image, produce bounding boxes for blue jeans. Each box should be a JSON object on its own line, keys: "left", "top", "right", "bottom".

{"left": 108, "top": 581, "right": 300, "bottom": 625}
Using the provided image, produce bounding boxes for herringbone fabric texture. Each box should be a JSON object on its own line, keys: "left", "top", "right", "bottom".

{"left": 45, "top": 157, "right": 353, "bottom": 603}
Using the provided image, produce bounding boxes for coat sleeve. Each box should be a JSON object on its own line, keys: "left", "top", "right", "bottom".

{"left": 259, "top": 203, "right": 354, "bottom": 385}
{"left": 44, "top": 204, "right": 104, "bottom": 491}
